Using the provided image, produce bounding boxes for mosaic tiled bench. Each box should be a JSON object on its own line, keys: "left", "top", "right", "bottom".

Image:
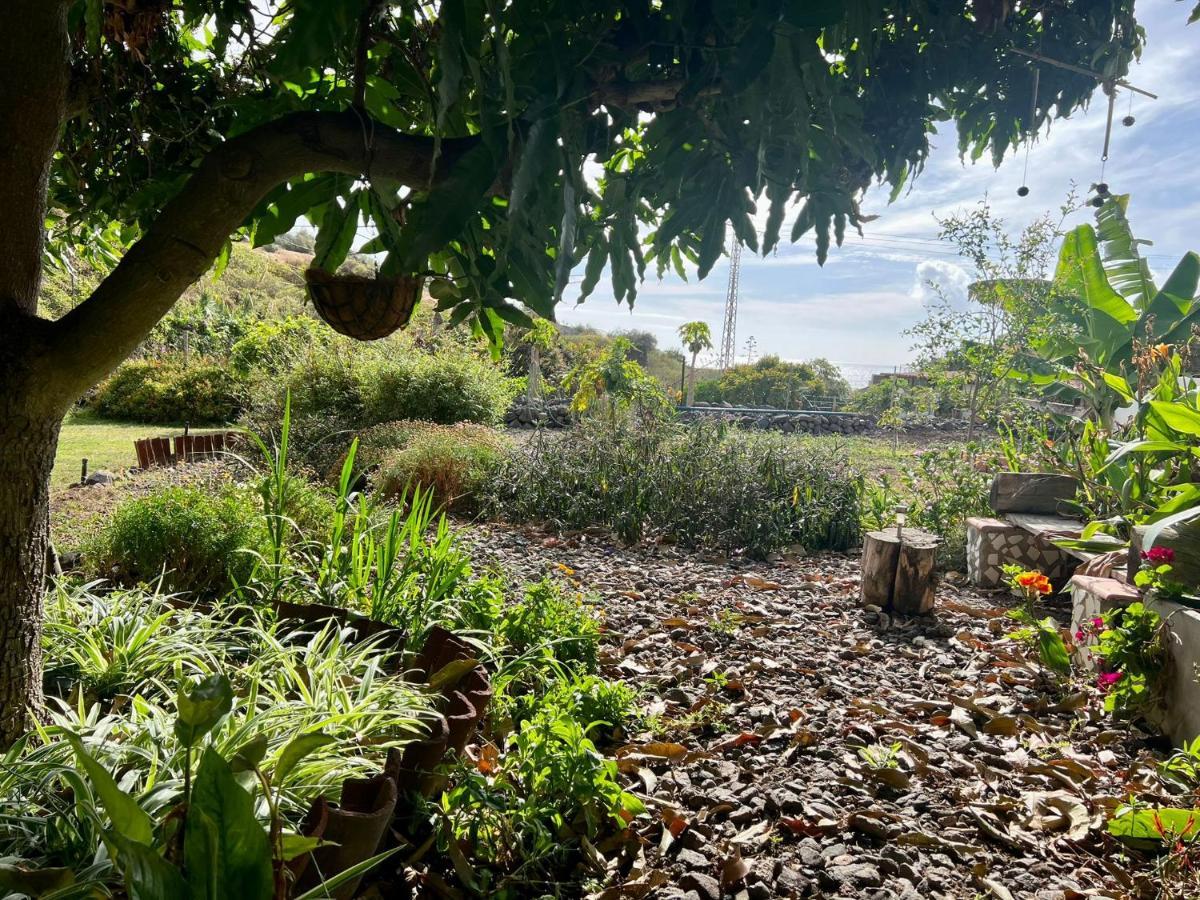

{"left": 966, "top": 515, "right": 1076, "bottom": 588}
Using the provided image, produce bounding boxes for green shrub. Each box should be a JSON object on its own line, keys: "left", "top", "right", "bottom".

{"left": 229, "top": 315, "right": 329, "bottom": 376}
{"left": 374, "top": 421, "right": 510, "bottom": 513}
{"left": 91, "top": 358, "right": 243, "bottom": 424}
{"left": 488, "top": 411, "right": 862, "bottom": 556}
{"left": 501, "top": 673, "right": 638, "bottom": 735}
{"left": 242, "top": 342, "right": 517, "bottom": 473}
{"left": 498, "top": 578, "right": 602, "bottom": 673}
{"left": 86, "top": 485, "right": 267, "bottom": 595}
{"left": 900, "top": 444, "right": 993, "bottom": 569}
{"left": 361, "top": 349, "right": 521, "bottom": 426}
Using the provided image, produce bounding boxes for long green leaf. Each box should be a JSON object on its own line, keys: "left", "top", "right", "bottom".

{"left": 107, "top": 831, "right": 187, "bottom": 900}
{"left": 293, "top": 848, "right": 400, "bottom": 900}
{"left": 273, "top": 732, "right": 336, "bottom": 786}
{"left": 1148, "top": 400, "right": 1200, "bottom": 437}
{"left": 1057, "top": 224, "right": 1137, "bottom": 324}
{"left": 1096, "top": 196, "right": 1157, "bottom": 309}
{"left": 66, "top": 735, "right": 154, "bottom": 846}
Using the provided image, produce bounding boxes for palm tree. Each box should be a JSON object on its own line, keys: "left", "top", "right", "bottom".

{"left": 678, "top": 321, "right": 713, "bottom": 406}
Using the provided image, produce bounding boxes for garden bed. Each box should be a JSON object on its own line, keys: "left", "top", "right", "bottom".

{"left": 460, "top": 523, "right": 1189, "bottom": 899}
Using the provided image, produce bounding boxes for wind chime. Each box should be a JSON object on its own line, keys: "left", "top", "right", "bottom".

{"left": 1010, "top": 46, "right": 1157, "bottom": 204}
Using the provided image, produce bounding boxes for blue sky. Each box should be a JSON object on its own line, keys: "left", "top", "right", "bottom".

{"left": 556, "top": 2, "right": 1200, "bottom": 385}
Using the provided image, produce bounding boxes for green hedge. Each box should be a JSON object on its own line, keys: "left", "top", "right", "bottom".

{"left": 85, "top": 485, "right": 267, "bottom": 595}
{"left": 91, "top": 359, "right": 244, "bottom": 424}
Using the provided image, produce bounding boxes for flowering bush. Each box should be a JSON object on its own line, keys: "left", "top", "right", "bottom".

{"left": 1002, "top": 566, "right": 1071, "bottom": 676}
{"left": 1075, "top": 602, "right": 1166, "bottom": 716}
{"left": 1134, "top": 546, "right": 1186, "bottom": 602}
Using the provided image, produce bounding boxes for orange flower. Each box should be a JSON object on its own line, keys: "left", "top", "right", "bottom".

{"left": 1152, "top": 343, "right": 1171, "bottom": 362}
{"left": 1015, "top": 571, "right": 1052, "bottom": 594}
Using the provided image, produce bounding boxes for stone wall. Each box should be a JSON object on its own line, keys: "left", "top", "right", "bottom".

{"left": 677, "top": 408, "right": 874, "bottom": 436}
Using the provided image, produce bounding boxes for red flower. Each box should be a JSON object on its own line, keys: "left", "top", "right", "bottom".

{"left": 1097, "top": 671, "right": 1124, "bottom": 691}
{"left": 1074, "top": 630, "right": 1085, "bottom": 642}
{"left": 1141, "top": 546, "right": 1175, "bottom": 565}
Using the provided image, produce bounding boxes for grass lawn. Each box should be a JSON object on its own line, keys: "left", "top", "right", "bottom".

{"left": 52, "top": 413, "right": 229, "bottom": 489}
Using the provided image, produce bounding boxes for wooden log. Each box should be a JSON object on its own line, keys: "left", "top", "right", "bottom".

{"left": 860, "top": 531, "right": 901, "bottom": 608}
{"left": 893, "top": 531, "right": 939, "bottom": 616}
{"left": 1130, "top": 520, "right": 1200, "bottom": 592}
{"left": 860, "top": 529, "right": 939, "bottom": 615}
{"left": 989, "top": 472, "right": 1079, "bottom": 515}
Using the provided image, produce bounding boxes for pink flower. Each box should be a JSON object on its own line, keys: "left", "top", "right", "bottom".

{"left": 1091, "top": 617, "right": 1104, "bottom": 630}
{"left": 1097, "top": 671, "right": 1124, "bottom": 691}
{"left": 1075, "top": 630, "right": 1085, "bottom": 642}
{"left": 1141, "top": 547, "right": 1175, "bottom": 565}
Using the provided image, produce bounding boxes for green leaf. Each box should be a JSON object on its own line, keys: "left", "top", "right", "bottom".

{"left": 1148, "top": 400, "right": 1200, "bottom": 437}
{"left": 184, "top": 748, "right": 273, "bottom": 900}
{"left": 273, "top": 732, "right": 336, "bottom": 787}
{"left": 0, "top": 862, "right": 75, "bottom": 896}
{"left": 66, "top": 734, "right": 154, "bottom": 846}
{"left": 107, "top": 830, "right": 187, "bottom": 900}
{"left": 1095, "top": 196, "right": 1157, "bottom": 309}
{"left": 1057, "top": 225, "right": 1138, "bottom": 324}
{"left": 1036, "top": 620, "right": 1072, "bottom": 675}
{"left": 312, "top": 192, "right": 361, "bottom": 272}
{"left": 174, "top": 674, "right": 233, "bottom": 749}
{"left": 577, "top": 237, "right": 608, "bottom": 302}
{"left": 1109, "top": 806, "right": 1200, "bottom": 844}
{"left": 509, "top": 117, "right": 558, "bottom": 227}
{"left": 293, "top": 848, "right": 400, "bottom": 900}
{"left": 230, "top": 734, "right": 269, "bottom": 773}
{"left": 396, "top": 141, "right": 503, "bottom": 271}
{"left": 280, "top": 833, "right": 328, "bottom": 862}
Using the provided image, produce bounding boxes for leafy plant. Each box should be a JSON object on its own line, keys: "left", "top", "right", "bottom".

{"left": 1002, "top": 566, "right": 1072, "bottom": 677}
{"left": 438, "top": 707, "right": 644, "bottom": 891}
{"left": 85, "top": 484, "right": 267, "bottom": 596}
{"left": 91, "top": 358, "right": 245, "bottom": 424}
{"left": 1093, "top": 602, "right": 1166, "bottom": 716}
{"left": 489, "top": 412, "right": 862, "bottom": 557}
{"left": 857, "top": 741, "right": 902, "bottom": 769}
{"left": 498, "top": 579, "right": 602, "bottom": 674}
{"left": 900, "top": 445, "right": 994, "bottom": 569}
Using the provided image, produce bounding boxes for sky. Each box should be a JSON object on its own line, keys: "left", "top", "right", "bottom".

{"left": 554, "top": 1, "right": 1200, "bottom": 386}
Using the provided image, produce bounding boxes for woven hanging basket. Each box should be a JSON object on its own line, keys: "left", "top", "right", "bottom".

{"left": 304, "top": 268, "right": 423, "bottom": 341}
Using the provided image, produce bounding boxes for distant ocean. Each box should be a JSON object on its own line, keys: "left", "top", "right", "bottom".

{"left": 833, "top": 362, "right": 915, "bottom": 389}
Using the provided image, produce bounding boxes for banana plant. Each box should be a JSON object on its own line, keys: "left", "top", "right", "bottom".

{"left": 1019, "top": 195, "right": 1200, "bottom": 428}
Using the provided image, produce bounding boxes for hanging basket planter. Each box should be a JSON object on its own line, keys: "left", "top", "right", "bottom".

{"left": 304, "top": 267, "right": 422, "bottom": 341}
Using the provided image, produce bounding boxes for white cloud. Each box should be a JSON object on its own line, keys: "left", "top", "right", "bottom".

{"left": 911, "top": 260, "right": 972, "bottom": 310}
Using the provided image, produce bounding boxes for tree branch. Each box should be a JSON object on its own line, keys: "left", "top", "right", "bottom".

{"left": 42, "top": 110, "right": 478, "bottom": 402}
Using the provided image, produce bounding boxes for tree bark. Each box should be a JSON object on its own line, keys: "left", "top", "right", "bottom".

{"left": 0, "top": 1, "right": 71, "bottom": 747}
{"left": 0, "top": 399, "right": 60, "bottom": 746}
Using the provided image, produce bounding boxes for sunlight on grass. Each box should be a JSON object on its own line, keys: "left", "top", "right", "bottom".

{"left": 52, "top": 413, "right": 228, "bottom": 489}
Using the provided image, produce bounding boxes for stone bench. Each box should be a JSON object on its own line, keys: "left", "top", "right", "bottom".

{"left": 966, "top": 515, "right": 1078, "bottom": 588}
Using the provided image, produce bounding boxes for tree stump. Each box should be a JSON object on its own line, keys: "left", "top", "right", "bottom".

{"left": 860, "top": 529, "right": 939, "bottom": 615}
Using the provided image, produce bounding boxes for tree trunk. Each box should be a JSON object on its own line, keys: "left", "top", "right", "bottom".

{"left": 0, "top": 1, "right": 70, "bottom": 747}
{"left": 966, "top": 377, "right": 980, "bottom": 443}
{"left": 0, "top": 400, "right": 59, "bottom": 746}
{"left": 527, "top": 344, "right": 542, "bottom": 403}
{"left": 685, "top": 351, "right": 698, "bottom": 406}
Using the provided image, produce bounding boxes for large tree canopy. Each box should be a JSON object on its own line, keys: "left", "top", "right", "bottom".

{"left": 0, "top": 0, "right": 1144, "bottom": 745}
{"left": 48, "top": 1, "right": 1142, "bottom": 362}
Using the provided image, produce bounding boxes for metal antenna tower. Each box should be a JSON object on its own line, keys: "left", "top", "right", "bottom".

{"left": 718, "top": 236, "right": 741, "bottom": 370}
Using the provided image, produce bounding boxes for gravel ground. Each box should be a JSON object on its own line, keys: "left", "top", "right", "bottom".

{"left": 459, "top": 522, "right": 1187, "bottom": 900}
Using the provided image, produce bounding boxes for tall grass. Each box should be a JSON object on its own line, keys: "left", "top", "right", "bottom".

{"left": 488, "top": 412, "right": 862, "bottom": 557}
